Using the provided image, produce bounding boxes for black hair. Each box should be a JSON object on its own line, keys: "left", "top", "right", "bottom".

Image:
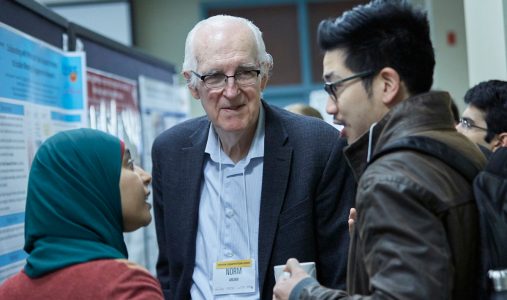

{"left": 464, "top": 80, "right": 507, "bottom": 143}
{"left": 450, "top": 98, "right": 460, "bottom": 124}
{"left": 317, "top": 0, "right": 435, "bottom": 95}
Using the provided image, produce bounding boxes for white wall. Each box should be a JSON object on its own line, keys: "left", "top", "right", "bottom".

{"left": 429, "top": 0, "right": 469, "bottom": 112}
{"left": 38, "top": 0, "right": 132, "bottom": 46}
{"left": 464, "top": 0, "right": 507, "bottom": 87}
{"left": 53, "top": 2, "right": 132, "bottom": 45}
{"left": 132, "top": 0, "right": 204, "bottom": 117}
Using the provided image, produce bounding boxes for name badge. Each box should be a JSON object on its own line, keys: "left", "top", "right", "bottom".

{"left": 212, "top": 259, "right": 256, "bottom": 295}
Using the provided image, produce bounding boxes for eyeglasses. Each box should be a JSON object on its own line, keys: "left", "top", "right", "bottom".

{"left": 191, "top": 70, "right": 261, "bottom": 90}
{"left": 459, "top": 118, "right": 487, "bottom": 131}
{"left": 324, "top": 70, "right": 374, "bottom": 103}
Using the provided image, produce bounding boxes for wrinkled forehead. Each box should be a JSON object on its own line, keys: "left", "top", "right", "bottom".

{"left": 193, "top": 21, "right": 258, "bottom": 70}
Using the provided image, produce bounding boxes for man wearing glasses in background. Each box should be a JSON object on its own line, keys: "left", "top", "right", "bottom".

{"left": 151, "top": 15, "right": 355, "bottom": 300}
{"left": 457, "top": 80, "right": 507, "bottom": 155}
{"left": 273, "top": 0, "right": 486, "bottom": 299}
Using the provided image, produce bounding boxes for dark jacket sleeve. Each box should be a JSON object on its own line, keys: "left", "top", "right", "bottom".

{"left": 152, "top": 138, "right": 171, "bottom": 298}
{"left": 292, "top": 277, "right": 350, "bottom": 300}
{"left": 355, "top": 175, "right": 452, "bottom": 299}
{"left": 313, "top": 137, "right": 355, "bottom": 289}
{"left": 296, "top": 162, "right": 460, "bottom": 300}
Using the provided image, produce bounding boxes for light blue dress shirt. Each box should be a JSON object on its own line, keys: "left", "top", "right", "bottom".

{"left": 191, "top": 106, "right": 265, "bottom": 300}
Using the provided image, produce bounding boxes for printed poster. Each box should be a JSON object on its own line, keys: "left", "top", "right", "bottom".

{"left": 87, "top": 68, "right": 141, "bottom": 160}
{"left": 86, "top": 69, "right": 149, "bottom": 270}
{"left": 0, "top": 22, "right": 86, "bottom": 283}
{"left": 132, "top": 75, "right": 189, "bottom": 274}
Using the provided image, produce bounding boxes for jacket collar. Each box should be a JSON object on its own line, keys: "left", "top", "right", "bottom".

{"left": 257, "top": 100, "right": 292, "bottom": 295}
{"left": 344, "top": 91, "right": 454, "bottom": 179}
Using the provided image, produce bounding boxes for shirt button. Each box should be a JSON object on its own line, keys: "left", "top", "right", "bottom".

{"left": 225, "top": 250, "right": 234, "bottom": 258}
{"left": 225, "top": 208, "right": 234, "bottom": 218}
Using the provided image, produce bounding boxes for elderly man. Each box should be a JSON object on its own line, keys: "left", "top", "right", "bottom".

{"left": 151, "top": 15, "right": 354, "bottom": 299}
{"left": 273, "top": 0, "right": 486, "bottom": 299}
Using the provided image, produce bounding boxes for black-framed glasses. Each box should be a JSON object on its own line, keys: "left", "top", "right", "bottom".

{"left": 459, "top": 118, "right": 487, "bottom": 131}
{"left": 324, "top": 70, "right": 374, "bottom": 102}
{"left": 191, "top": 70, "right": 261, "bottom": 90}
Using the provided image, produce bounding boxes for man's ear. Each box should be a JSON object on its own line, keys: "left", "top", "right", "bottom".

{"left": 495, "top": 132, "right": 507, "bottom": 150}
{"left": 182, "top": 71, "right": 200, "bottom": 100}
{"left": 500, "top": 133, "right": 507, "bottom": 147}
{"left": 259, "top": 58, "right": 272, "bottom": 91}
{"left": 376, "top": 67, "right": 405, "bottom": 107}
{"left": 260, "top": 74, "right": 269, "bottom": 91}
{"left": 490, "top": 132, "right": 507, "bottom": 152}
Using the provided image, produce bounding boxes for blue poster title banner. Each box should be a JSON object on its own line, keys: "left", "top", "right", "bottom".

{"left": 0, "top": 102, "right": 24, "bottom": 116}
{"left": 51, "top": 111, "right": 81, "bottom": 122}
{"left": 0, "top": 24, "right": 84, "bottom": 110}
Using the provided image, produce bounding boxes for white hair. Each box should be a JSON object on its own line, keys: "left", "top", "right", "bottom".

{"left": 182, "top": 15, "right": 273, "bottom": 87}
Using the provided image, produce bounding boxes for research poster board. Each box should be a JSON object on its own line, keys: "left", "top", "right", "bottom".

{"left": 86, "top": 68, "right": 152, "bottom": 270}
{"left": 139, "top": 75, "right": 189, "bottom": 172}
{"left": 87, "top": 68, "right": 141, "bottom": 160}
{"left": 137, "top": 75, "right": 189, "bottom": 273}
{"left": 0, "top": 22, "right": 86, "bottom": 283}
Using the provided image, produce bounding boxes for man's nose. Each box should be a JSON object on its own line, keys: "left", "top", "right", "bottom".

{"left": 455, "top": 123, "right": 464, "bottom": 133}
{"left": 223, "top": 76, "right": 239, "bottom": 96}
{"left": 325, "top": 96, "right": 338, "bottom": 116}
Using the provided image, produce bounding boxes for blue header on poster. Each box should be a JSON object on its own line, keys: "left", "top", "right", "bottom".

{"left": 0, "top": 24, "right": 84, "bottom": 110}
{"left": 0, "top": 102, "right": 24, "bottom": 115}
{"left": 51, "top": 111, "right": 81, "bottom": 122}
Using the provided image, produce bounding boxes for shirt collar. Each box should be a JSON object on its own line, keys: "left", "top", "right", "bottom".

{"left": 205, "top": 104, "right": 265, "bottom": 165}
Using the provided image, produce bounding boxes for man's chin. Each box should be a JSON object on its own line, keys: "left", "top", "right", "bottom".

{"left": 215, "top": 121, "right": 249, "bottom": 134}
{"left": 343, "top": 130, "right": 361, "bottom": 145}
{"left": 339, "top": 127, "right": 348, "bottom": 140}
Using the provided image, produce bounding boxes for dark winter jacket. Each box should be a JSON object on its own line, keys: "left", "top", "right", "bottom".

{"left": 292, "top": 91, "right": 486, "bottom": 300}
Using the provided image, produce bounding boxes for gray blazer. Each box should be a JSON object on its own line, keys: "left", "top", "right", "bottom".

{"left": 152, "top": 101, "right": 355, "bottom": 299}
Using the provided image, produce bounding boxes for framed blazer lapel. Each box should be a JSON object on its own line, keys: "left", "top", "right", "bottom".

{"left": 257, "top": 104, "right": 293, "bottom": 295}
{"left": 176, "top": 123, "right": 209, "bottom": 290}
{"left": 179, "top": 145, "right": 205, "bottom": 239}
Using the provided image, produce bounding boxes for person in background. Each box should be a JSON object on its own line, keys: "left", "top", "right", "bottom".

{"left": 457, "top": 79, "right": 507, "bottom": 153}
{"left": 273, "top": 0, "right": 486, "bottom": 299}
{"left": 0, "top": 128, "right": 163, "bottom": 300}
{"left": 152, "top": 14, "right": 355, "bottom": 300}
{"left": 285, "top": 103, "right": 324, "bottom": 119}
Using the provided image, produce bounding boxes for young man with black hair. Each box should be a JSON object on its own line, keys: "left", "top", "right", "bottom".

{"left": 457, "top": 80, "right": 507, "bottom": 152}
{"left": 273, "top": 0, "right": 486, "bottom": 299}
